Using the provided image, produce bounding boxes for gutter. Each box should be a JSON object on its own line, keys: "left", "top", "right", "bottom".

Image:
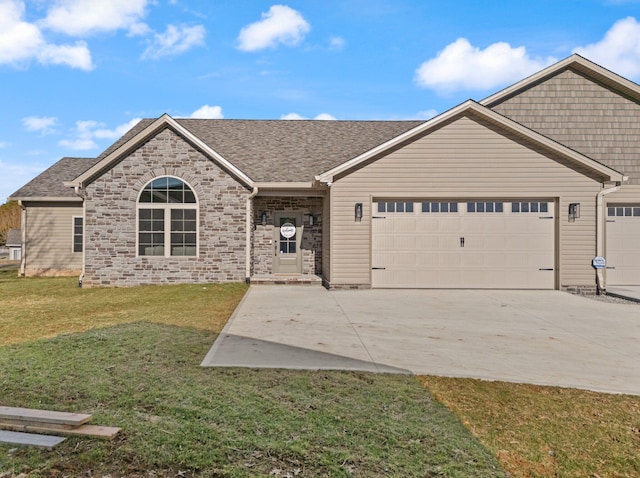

{"left": 245, "top": 186, "right": 259, "bottom": 283}
{"left": 595, "top": 182, "right": 621, "bottom": 293}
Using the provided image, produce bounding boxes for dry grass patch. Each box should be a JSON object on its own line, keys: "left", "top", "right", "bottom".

{"left": 0, "top": 268, "right": 247, "bottom": 345}
{"left": 421, "top": 375, "right": 640, "bottom": 478}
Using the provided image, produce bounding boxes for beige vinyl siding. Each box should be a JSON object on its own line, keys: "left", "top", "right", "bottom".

{"left": 329, "top": 115, "right": 603, "bottom": 288}
{"left": 23, "top": 202, "right": 83, "bottom": 276}
{"left": 604, "top": 185, "right": 640, "bottom": 204}
{"left": 490, "top": 68, "right": 640, "bottom": 185}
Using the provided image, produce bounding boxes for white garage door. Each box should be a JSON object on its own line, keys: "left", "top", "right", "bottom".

{"left": 372, "top": 200, "right": 555, "bottom": 289}
{"left": 606, "top": 204, "right": 640, "bottom": 286}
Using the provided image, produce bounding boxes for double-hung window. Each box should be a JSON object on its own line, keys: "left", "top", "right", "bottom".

{"left": 138, "top": 177, "right": 198, "bottom": 257}
{"left": 72, "top": 217, "right": 83, "bottom": 253}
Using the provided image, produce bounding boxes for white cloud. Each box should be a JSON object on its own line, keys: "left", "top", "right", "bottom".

{"left": 42, "top": 0, "right": 149, "bottom": 36}
{"left": 280, "top": 112, "right": 336, "bottom": 120}
{"left": 38, "top": 41, "right": 92, "bottom": 70}
{"left": 59, "top": 137, "right": 97, "bottom": 150}
{"left": 573, "top": 17, "right": 640, "bottom": 78}
{"left": 414, "top": 109, "right": 438, "bottom": 120}
{"left": 329, "top": 36, "right": 345, "bottom": 50}
{"left": 314, "top": 113, "right": 336, "bottom": 120}
{"left": 59, "top": 118, "right": 141, "bottom": 150}
{"left": 142, "top": 24, "right": 206, "bottom": 60}
{"left": 237, "top": 5, "right": 310, "bottom": 52}
{"left": 0, "top": 0, "right": 93, "bottom": 70}
{"left": 189, "top": 105, "right": 224, "bottom": 119}
{"left": 127, "top": 22, "right": 152, "bottom": 37}
{"left": 22, "top": 116, "right": 58, "bottom": 134}
{"left": 415, "top": 38, "right": 556, "bottom": 93}
{"left": 0, "top": 158, "right": 48, "bottom": 202}
{"left": 280, "top": 112, "right": 305, "bottom": 120}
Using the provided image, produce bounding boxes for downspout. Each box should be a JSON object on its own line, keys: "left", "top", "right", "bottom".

{"left": 595, "top": 183, "right": 621, "bottom": 294}
{"left": 19, "top": 201, "right": 26, "bottom": 277}
{"left": 74, "top": 184, "right": 86, "bottom": 287}
{"left": 245, "top": 186, "right": 259, "bottom": 284}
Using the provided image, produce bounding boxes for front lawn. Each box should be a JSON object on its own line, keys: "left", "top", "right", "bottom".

{"left": 0, "top": 271, "right": 503, "bottom": 477}
{"left": 2, "top": 269, "right": 637, "bottom": 477}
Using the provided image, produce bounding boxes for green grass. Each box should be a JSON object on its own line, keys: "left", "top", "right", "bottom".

{"left": 0, "top": 269, "right": 246, "bottom": 345}
{"left": 421, "top": 377, "right": 640, "bottom": 478}
{"left": 0, "top": 270, "right": 503, "bottom": 477}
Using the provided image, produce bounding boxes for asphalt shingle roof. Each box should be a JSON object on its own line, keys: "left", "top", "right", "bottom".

{"left": 12, "top": 119, "right": 426, "bottom": 199}
{"left": 9, "top": 157, "right": 99, "bottom": 199}
{"left": 99, "top": 118, "right": 426, "bottom": 182}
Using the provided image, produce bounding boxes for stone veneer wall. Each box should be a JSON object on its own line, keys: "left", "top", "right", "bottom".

{"left": 83, "top": 128, "right": 251, "bottom": 287}
{"left": 253, "top": 197, "right": 323, "bottom": 276}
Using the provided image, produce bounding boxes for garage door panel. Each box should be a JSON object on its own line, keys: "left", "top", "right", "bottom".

{"left": 393, "top": 235, "right": 417, "bottom": 249}
{"left": 606, "top": 207, "right": 640, "bottom": 286}
{"left": 372, "top": 200, "right": 555, "bottom": 289}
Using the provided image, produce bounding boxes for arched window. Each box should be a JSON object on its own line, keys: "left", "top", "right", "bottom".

{"left": 137, "top": 177, "right": 198, "bottom": 257}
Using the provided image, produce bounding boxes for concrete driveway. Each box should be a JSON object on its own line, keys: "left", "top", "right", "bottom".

{"left": 202, "top": 286, "right": 640, "bottom": 395}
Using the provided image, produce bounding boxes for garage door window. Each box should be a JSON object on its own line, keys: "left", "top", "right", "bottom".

{"left": 467, "top": 201, "right": 503, "bottom": 213}
{"left": 421, "top": 201, "right": 458, "bottom": 213}
{"left": 512, "top": 201, "right": 548, "bottom": 213}
{"left": 608, "top": 206, "right": 640, "bottom": 217}
{"left": 378, "top": 201, "right": 414, "bottom": 213}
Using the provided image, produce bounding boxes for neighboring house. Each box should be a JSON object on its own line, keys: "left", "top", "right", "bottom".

{"left": 8, "top": 55, "right": 640, "bottom": 292}
{"left": 5, "top": 229, "right": 22, "bottom": 261}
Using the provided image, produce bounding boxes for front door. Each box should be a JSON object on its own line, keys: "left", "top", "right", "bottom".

{"left": 273, "top": 213, "right": 303, "bottom": 274}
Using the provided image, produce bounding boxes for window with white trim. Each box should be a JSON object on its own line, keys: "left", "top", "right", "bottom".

{"left": 607, "top": 206, "right": 640, "bottom": 217}
{"left": 377, "top": 201, "right": 414, "bottom": 213}
{"left": 138, "top": 177, "right": 198, "bottom": 257}
{"left": 512, "top": 201, "right": 548, "bottom": 213}
{"left": 467, "top": 201, "right": 503, "bottom": 213}
{"left": 422, "top": 202, "right": 458, "bottom": 213}
{"left": 72, "top": 217, "right": 83, "bottom": 253}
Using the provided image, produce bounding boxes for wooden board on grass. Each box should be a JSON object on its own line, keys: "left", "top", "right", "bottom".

{"left": 0, "top": 422, "right": 120, "bottom": 440}
{"left": 0, "top": 430, "right": 66, "bottom": 449}
{"left": 0, "top": 406, "right": 92, "bottom": 427}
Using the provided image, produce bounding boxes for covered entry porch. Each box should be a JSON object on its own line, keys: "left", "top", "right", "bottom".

{"left": 251, "top": 195, "right": 325, "bottom": 282}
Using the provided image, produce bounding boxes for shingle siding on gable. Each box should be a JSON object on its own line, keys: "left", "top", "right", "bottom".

{"left": 82, "top": 128, "right": 250, "bottom": 287}
{"left": 490, "top": 69, "right": 640, "bottom": 184}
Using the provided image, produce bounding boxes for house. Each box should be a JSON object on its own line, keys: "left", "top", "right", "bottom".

{"left": 5, "top": 229, "right": 22, "bottom": 261}
{"left": 9, "top": 54, "right": 640, "bottom": 292}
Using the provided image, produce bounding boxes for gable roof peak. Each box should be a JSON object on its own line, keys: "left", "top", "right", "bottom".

{"left": 481, "top": 54, "right": 640, "bottom": 107}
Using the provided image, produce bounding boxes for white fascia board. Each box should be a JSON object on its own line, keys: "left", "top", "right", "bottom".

{"left": 69, "top": 114, "right": 254, "bottom": 189}
{"left": 255, "top": 182, "right": 316, "bottom": 189}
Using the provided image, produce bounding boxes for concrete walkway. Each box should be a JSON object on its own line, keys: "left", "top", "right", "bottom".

{"left": 202, "top": 286, "right": 640, "bottom": 395}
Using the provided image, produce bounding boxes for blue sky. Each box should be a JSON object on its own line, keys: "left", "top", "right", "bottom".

{"left": 2, "top": 0, "right": 640, "bottom": 202}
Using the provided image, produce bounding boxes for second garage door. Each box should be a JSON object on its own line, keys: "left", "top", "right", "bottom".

{"left": 372, "top": 200, "right": 555, "bottom": 289}
{"left": 605, "top": 204, "right": 640, "bottom": 286}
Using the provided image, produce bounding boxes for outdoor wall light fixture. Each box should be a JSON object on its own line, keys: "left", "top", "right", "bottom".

{"left": 355, "top": 203, "right": 363, "bottom": 221}
{"left": 568, "top": 203, "right": 580, "bottom": 222}
{"left": 260, "top": 211, "right": 267, "bottom": 226}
